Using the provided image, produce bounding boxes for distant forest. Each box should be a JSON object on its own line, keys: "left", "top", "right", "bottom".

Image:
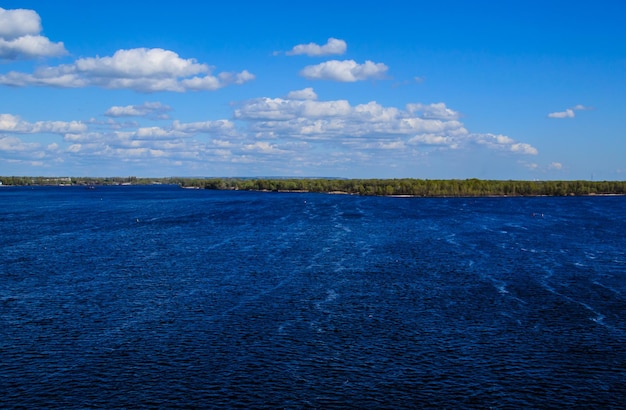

{"left": 2, "top": 176, "right": 626, "bottom": 197}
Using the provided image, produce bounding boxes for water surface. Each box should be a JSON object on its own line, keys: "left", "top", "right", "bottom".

{"left": 1, "top": 186, "right": 625, "bottom": 408}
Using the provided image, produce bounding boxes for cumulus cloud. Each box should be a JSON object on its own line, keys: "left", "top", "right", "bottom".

{"left": 2, "top": 97, "right": 538, "bottom": 175}
{"left": 470, "top": 133, "right": 538, "bottom": 155}
{"left": 76, "top": 48, "right": 207, "bottom": 77}
{"left": 243, "top": 141, "right": 286, "bottom": 154}
{"left": 0, "top": 8, "right": 41, "bottom": 39}
{"left": 58, "top": 128, "right": 213, "bottom": 164}
{"left": 105, "top": 102, "right": 173, "bottom": 119}
{"left": 0, "top": 47, "right": 255, "bottom": 92}
{"left": 0, "top": 113, "right": 86, "bottom": 133}
{"left": 0, "top": 135, "right": 40, "bottom": 151}
{"left": 235, "top": 97, "right": 537, "bottom": 156}
{"left": 409, "top": 134, "right": 458, "bottom": 148}
{"left": 510, "top": 143, "right": 539, "bottom": 155}
{"left": 235, "top": 97, "right": 352, "bottom": 121}
{"left": 57, "top": 118, "right": 238, "bottom": 158}
{"left": 172, "top": 119, "right": 236, "bottom": 135}
{"left": 0, "top": 7, "right": 67, "bottom": 59}
{"left": 549, "top": 162, "right": 563, "bottom": 170}
{"left": 300, "top": 60, "right": 388, "bottom": 82}
{"left": 407, "top": 103, "right": 461, "bottom": 120}
{"left": 285, "top": 38, "right": 347, "bottom": 56}
{"left": 548, "top": 104, "right": 592, "bottom": 119}
{"left": 60, "top": 118, "right": 238, "bottom": 154}
{"left": 182, "top": 70, "right": 255, "bottom": 90}
{"left": 135, "top": 127, "right": 187, "bottom": 140}
{"left": 0, "top": 135, "right": 47, "bottom": 165}
{"left": 287, "top": 87, "right": 318, "bottom": 100}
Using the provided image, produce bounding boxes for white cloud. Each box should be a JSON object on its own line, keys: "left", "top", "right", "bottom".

{"left": 548, "top": 109, "right": 575, "bottom": 119}
{"left": 172, "top": 119, "right": 236, "bottom": 135}
{"left": 510, "top": 142, "right": 539, "bottom": 155}
{"left": 135, "top": 127, "right": 186, "bottom": 140}
{"left": 0, "top": 135, "right": 49, "bottom": 165}
{"left": 0, "top": 113, "right": 23, "bottom": 131}
{"left": 370, "top": 141, "right": 406, "bottom": 150}
{"left": 2, "top": 96, "right": 538, "bottom": 175}
{"left": 235, "top": 97, "right": 352, "bottom": 121}
{"left": 0, "top": 35, "right": 68, "bottom": 60}
{"left": 105, "top": 102, "right": 172, "bottom": 119}
{"left": 182, "top": 70, "right": 255, "bottom": 91}
{"left": 548, "top": 104, "right": 592, "bottom": 119}
{"left": 243, "top": 141, "right": 286, "bottom": 154}
{"left": 0, "top": 8, "right": 41, "bottom": 39}
{"left": 0, "top": 113, "right": 86, "bottom": 133}
{"left": 407, "top": 103, "right": 460, "bottom": 120}
{"left": 64, "top": 132, "right": 105, "bottom": 143}
{"left": 178, "top": 75, "right": 219, "bottom": 90}
{"left": 66, "top": 119, "right": 237, "bottom": 145}
{"left": 219, "top": 70, "right": 255, "bottom": 85}
{"left": 76, "top": 48, "right": 207, "bottom": 77}
{"left": 31, "top": 121, "right": 86, "bottom": 134}
{"left": 285, "top": 38, "right": 347, "bottom": 56}
{"left": 67, "top": 144, "right": 82, "bottom": 153}
{"left": 235, "top": 96, "right": 536, "bottom": 156}
{"left": 0, "top": 7, "right": 67, "bottom": 59}
{"left": 0, "top": 47, "right": 255, "bottom": 92}
{"left": 60, "top": 130, "right": 209, "bottom": 162}
{"left": 409, "top": 134, "right": 458, "bottom": 148}
{"left": 212, "top": 139, "right": 235, "bottom": 148}
{"left": 0, "top": 135, "right": 40, "bottom": 151}
{"left": 287, "top": 87, "right": 318, "bottom": 100}
{"left": 471, "top": 133, "right": 538, "bottom": 155}
{"left": 300, "top": 60, "right": 388, "bottom": 82}
{"left": 549, "top": 162, "right": 563, "bottom": 170}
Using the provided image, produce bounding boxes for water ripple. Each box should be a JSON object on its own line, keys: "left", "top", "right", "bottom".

{"left": 1, "top": 187, "right": 625, "bottom": 408}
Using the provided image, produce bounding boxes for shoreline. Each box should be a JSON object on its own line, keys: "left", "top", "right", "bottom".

{"left": 2, "top": 177, "right": 625, "bottom": 198}
{"left": 1, "top": 184, "right": 625, "bottom": 198}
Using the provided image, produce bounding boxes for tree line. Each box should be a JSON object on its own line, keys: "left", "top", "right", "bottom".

{"left": 0, "top": 176, "right": 167, "bottom": 186}
{"left": 184, "top": 178, "right": 626, "bottom": 197}
{"left": 2, "top": 176, "right": 625, "bottom": 197}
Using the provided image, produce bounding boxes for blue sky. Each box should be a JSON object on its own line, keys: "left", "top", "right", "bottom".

{"left": 1, "top": 1, "right": 624, "bottom": 179}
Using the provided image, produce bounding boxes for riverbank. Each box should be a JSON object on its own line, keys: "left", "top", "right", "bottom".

{"left": 1, "top": 176, "right": 625, "bottom": 197}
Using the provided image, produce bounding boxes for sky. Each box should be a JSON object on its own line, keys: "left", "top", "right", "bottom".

{"left": 0, "top": 0, "right": 624, "bottom": 180}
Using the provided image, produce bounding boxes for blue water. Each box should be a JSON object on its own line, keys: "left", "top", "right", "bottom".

{"left": 1, "top": 185, "right": 625, "bottom": 408}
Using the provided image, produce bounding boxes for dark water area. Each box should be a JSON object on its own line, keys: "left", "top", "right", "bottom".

{"left": 1, "top": 185, "right": 625, "bottom": 408}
